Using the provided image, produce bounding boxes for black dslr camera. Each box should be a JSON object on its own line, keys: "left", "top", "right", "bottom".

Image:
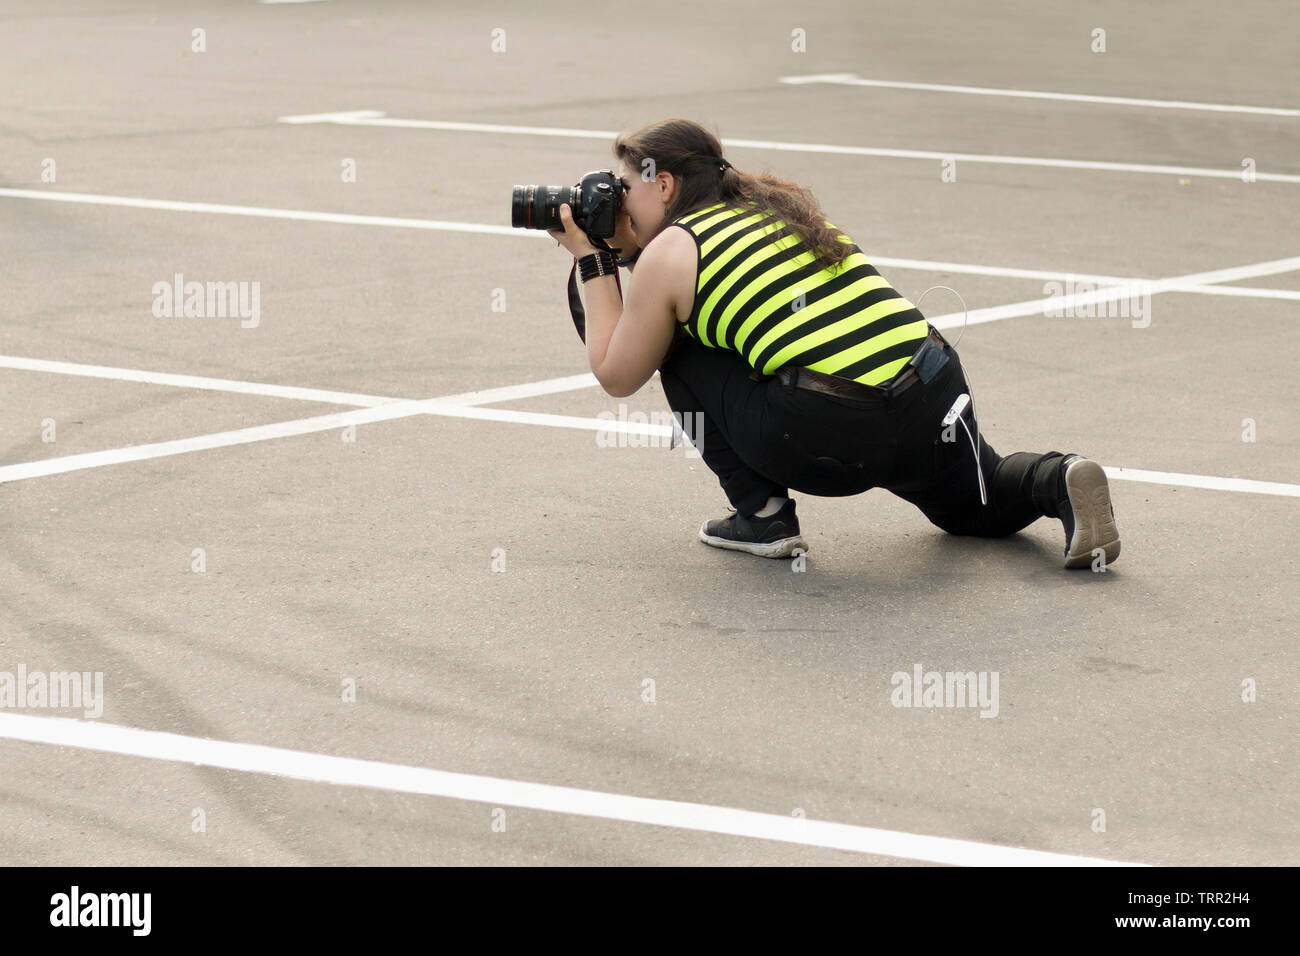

{"left": 511, "top": 169, "right": 623, "bottom": 242}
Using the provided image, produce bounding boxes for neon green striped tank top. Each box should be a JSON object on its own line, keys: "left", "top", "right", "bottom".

{"left": 670, "top": 202, "right": 929, "bottom": 385}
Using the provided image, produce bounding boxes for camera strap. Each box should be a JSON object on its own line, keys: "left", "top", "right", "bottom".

{"left": 564, "top": 237, "right": 622, "bottom": 345}
{"left": 565, "top": 262, "right": 586, "bottom": 344}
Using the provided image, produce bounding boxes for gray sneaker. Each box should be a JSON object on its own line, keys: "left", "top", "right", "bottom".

{"left": 698, "top": 498, "right": 808, "bottom": 559}
{"left": 1059, "top": 456, "right": 1121, "bottom": 569}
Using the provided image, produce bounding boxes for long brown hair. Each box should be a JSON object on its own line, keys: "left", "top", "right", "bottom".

{"left": 613, "top": 117, "right": 853, "bottom": 272}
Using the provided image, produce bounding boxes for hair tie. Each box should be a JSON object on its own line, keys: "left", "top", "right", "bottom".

{"left": 717, "top": 158, "right": 732, "bottom": 172}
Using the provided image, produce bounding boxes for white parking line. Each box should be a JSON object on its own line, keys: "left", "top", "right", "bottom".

{"left": 0, "top": 402, "right": 427, "bottom": 483}
{"left": 429, "top": 373, "right": 600, "bottom": 406}
{"left": 0, "top": 355, "right": 601, "bottom": 409}
{"left": 1107, "top": 467, "right": 1300, "bottom": 497}
{"left": 928, "top": 256, "right": 1300, "bottom": 328}
{"left": 0, "top": 187, "right": 520, "bottom": 237}
{"left": 3, "top": 377, "right": 1296, "bottom": 498}
{"left": 275, "top": 111, "right": 1300, "bottom": 183}
{"left": 1172, "top": 284, "right": 1300, "bottom": 302}
{"left": 0, "top": 398, "right": 674, "bottom": 485}
{"left": 0, "top": 713, "right": 1144, "bottom": 866}
{"left": 0, "top": 355, "right": 403, "bottom": 407}
{"left": 872, "top": 258, "right": 1135, "bottom": 285}
{"left": 4, "top": 188, "right": 1297, "bottom": 306}
{"left": 778, "top": 73, "right": 1300, "bottom": 117}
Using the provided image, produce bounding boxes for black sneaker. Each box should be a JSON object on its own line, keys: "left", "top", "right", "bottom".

{"left": 698, "top": 498, "right": 808, "bottom": 559}
{"left": 1058, "top": 455, "right": 1121, "bottom": 569}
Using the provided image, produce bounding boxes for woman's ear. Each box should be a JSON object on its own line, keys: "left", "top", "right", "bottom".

{"left": 658, "top": 171, "right": 677, "bottom": 204}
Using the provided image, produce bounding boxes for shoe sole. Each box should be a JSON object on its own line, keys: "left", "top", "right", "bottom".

{"left": 698, "top": 525, "right": 808, "bottom": 559}
{"left": 1063, "top": 458, "right": 1121, "bottom": 569}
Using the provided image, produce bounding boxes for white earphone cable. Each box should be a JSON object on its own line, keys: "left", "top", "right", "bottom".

{"left": 915, "top": 286, "right": 987, "bottom": 507}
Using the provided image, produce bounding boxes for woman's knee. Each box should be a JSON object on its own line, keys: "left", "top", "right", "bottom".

{"left": 920, "top": 507, "right": 1024, "bottom": 538}
{"left": 922, "top": 510, "right": 979, "bottom": 536}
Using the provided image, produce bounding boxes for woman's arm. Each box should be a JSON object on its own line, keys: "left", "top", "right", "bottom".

{"left": 549, "top": 204, "right": 685, "bottom": 398}
{"left": 583, "top": 230, "right": 688, "bottom": 397}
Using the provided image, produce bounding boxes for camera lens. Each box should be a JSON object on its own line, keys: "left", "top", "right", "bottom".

{"left": 511, "top": 183, "right": 579, "bottom": 230}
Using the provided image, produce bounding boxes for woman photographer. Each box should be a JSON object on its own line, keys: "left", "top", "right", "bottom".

{"left": 548, "top": 117, "right": 1120, "bottom": 568}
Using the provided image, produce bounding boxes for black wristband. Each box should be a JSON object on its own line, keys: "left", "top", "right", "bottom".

{"left": 577, "top": 250, "right": 618, "bottom": 282}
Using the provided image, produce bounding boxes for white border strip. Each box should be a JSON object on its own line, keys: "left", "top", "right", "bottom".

{"left": 778, "top": 73, "right": 1300, "bottom": 117}
{"left": 0, "top": 713, "right": 1143, "bottom": 866}
{"left": 274, "top": 112, "right": 1300, "bottom": 183}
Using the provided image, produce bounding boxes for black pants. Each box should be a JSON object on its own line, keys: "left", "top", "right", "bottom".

{"left": 657, "top": 329, "right": 1070, "bottom": 537}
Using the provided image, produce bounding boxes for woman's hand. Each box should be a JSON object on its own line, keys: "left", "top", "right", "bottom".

{"left": 608, "top": 208, "right": 639, "bottom": 258}
{"left": 547, "top": 204, "right": 599, "bottom": 259}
